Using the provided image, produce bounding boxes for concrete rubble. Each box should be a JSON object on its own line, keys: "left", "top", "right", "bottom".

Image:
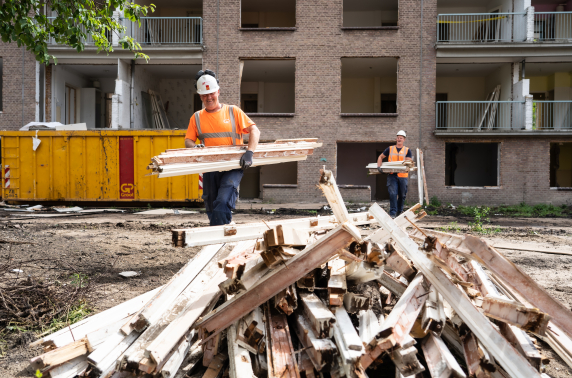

{"left": 29, "top": 169, "right": 572, "bottom": 378}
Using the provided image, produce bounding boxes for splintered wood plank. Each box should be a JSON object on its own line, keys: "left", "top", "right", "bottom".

{"left": 328, "top": 258, "right": 347, "bottom": 306}
{"left": 300, "top": 292, "right": 336, "bottom": 339}
{"left": 365, "top": 204, "right": 425, "bottom": 244}
{"left": 159, "top": 149, "right": 315, "bottom": 164}
{"left": 203, "top": 353, "right": 228, "bottom": 378}
{"left": 482, "top": 296, "right": 550, "bottom": 335}
{"left": 333, "top": 307, "right": 363, "bottom": 353}
{"left": 390, "top": 346, "right": 425, "bottom": 377}
{"left": 359, "top": 310, "right": 380, "bottom": 345}
{"left": 318, "top": 169, "right": 350, "bottom": 224}
{"left": 293, "top": 312, "right": 337, "bottom": 371}
{"left": 369, "top": 203, "right": 542, "bottom": 378}
{"left": 237, "top": 307, "right": 265, "bottom": 354}
{"left": 498, "top": 322, "right": 542, "bottom": 371}
{"left": 267, "top": 306, "right": 300, "bottom": 378}
{"left": 385, "top": 248, "right": 416, "bottom": 281}
{"left": 462, "top": 330, "right": 493, "bottom": 378}
{"left": 463, "top": 235, "right": 572, "bottom": 340}
{"left": 228, "top": 321, "right": 257, "bottom": 378}
{"left": 176, "top": 212, "right": 373, "bottom": 248}
{"left": 421, "top": 333, "right": 466, "bottom": 378}
{"left": 275, "top": 284, "right": 298, "bottom": 316}
{"left": 30, "top": 337, "right": 92, "bottom": 371}
{"left": 195, "top": 224, "right": 358, "bottom": 338}
{"left": 343, "top": 292, "right": 371, "bottom": 314}
{"left": 377, "top": 271, "right": 407, "bottom": 297}
{"left": 121, "top": 243, "right": 225, "bottom": 335}
{"left": 422, "top": 285, "right": 446, "bottom": 336}
{"left": 264, "top": 226, "right": 309, "bottom": 247}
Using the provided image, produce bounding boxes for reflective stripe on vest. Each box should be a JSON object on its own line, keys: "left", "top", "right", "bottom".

{"left": 388, "top": 146, "right": 409, "bottom": 178}
{"left": 194, "top": 105, "right": 240, "bottom": 145}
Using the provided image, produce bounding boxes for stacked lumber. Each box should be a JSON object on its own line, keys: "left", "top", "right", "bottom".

{"left": 366, "top": 161, "right": 417, "bottom": 175}
{"left": 31, "top": 168, "right": 572, "bottom": 378}
{"left": 148, "top": 139, "right": 322, "bottom": 178}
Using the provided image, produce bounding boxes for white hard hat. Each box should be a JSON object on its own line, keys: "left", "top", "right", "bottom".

{"left": 397, "top": 130, "right": 407, "bottom": 137}
{"left": 196, "top": 74, "right": 220, "bottom": 95}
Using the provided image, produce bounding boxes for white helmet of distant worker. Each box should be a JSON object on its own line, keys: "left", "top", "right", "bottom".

{"left": 196, "top": 74, "right": 220, "bottom": 95}
{"left": 396, "top": 130, "right": 407, "bottom": 137}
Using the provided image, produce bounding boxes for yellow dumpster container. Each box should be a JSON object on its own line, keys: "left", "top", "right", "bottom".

{"left": 0, "top": 130, "right": 202, "bottom": 203}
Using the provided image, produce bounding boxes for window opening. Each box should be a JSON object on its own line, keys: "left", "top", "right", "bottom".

{"left": 341, "top": 58, "right": 398, "bottom": 114}
{"left": 445, "top": 143, "right": 499, "bottom": 187}
{"left": 241, "top": 60, "right": 295, "bottom": 114}
{"left": 551, "top": 143, "right": 572, "bottom": 188}
{"left": 241, "top": 0, "right": 295, "bottom": 28}
{"left": 343, "top": 0, "right": 398, "bottom": 28}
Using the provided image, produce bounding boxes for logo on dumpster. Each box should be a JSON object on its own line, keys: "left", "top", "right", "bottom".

{"left": 120, "top": 183, "right": 134, "bottom": 199}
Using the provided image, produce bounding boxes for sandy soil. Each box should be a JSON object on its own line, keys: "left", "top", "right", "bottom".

{"left": 1, "top": 208, "right": 571, "bottom": 378}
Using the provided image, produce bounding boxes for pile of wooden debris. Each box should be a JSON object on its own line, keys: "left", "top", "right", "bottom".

{"left": 148, "top": 139, "right": 322, "bottom": 178}
{"left": 30, "top": 169, "right": 572, "bottom": 378}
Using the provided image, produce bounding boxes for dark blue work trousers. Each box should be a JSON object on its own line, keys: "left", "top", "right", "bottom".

{"left": 387, "top": 174, "right": 408, "bottom": 217}
{"left": 202, "top": 169, "right": 244, "bottom": 226}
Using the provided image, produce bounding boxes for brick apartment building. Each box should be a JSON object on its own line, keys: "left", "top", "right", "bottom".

{"left": 1, "top": 0, "right": 571, "bottom": 206}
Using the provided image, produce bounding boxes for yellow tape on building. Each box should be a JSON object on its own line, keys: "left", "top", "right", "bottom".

{"left": 437, "top": 16, "right": 507, "bottom": 24}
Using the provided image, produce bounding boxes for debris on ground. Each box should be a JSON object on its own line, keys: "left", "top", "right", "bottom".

{"left": 25, "top": 169, "right": 572, "bottom": 378}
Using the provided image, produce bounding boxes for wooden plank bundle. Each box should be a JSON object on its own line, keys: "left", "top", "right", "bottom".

{"left": 366, "top": 161, "right": 417, "bottom": 175}
{"left": 29, "top": 168, "right": 572, "bottom": 378}
{"left": 148, "top": 139, "right": 322, "bottom": 178}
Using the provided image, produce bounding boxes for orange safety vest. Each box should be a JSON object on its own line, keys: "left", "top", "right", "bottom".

{"left": 388, "top": 145, "right": 409, "bottom": 178}
{"left": 193, "top": 105, "right": 244, "bottom": 146}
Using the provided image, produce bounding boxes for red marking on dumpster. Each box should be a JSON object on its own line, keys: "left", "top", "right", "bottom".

{"left": 119, "top": 137, "right": 135, "bottom": 199}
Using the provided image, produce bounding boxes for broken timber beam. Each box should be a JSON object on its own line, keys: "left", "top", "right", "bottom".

{"left": 343, "top": 292, "right": 371, "bottom": 314}
{"left": 461, "top": 330, "right": 495, "bottom": 378}
{"left": 368, "top": 203, "right": 542, "bottom": 378}
{"left": 421, "top": 333, "right": 466, "bottom": 378}
{"left": 195, "top": 223, "right": 360, "bottom": 339}
{"left": 266, "top": 305, "right": 301, "bottom": 378}
{"left": 463, "top": 235, "right": 572, "bottom": 340}
{"left": 228, "top": 321, "right": 257, "bottom": 378}
{"left": 390, "top": 345, "right": 425, "bottom": 377}
{"left": 377, "top": 271, "right": 407, "bottom": 297}
{"left": 328, "top": 258, "right": 347, "bottom": 306}
{"left": 300, "top": 292, "right": 336, "bottom": 339}
{"left": 364, "top": 204, "right": 425, "bottom": 245}
{"left": 275, "top": 284, "right": 298, "bottom": 316}
{"left": 319, "top": 169, "right": 350, "bottom": 224}
{"left": 422, "top": 285, "right": 446, "bottom": 336}
{"left": 30, "top": 338, "right": 93, "bottom": 371}
{"left": 385, "top": 246, "right": 416, "bottom": 281}
{"left": 498, "top": 322, "right": 542, "bottom": 371}
{"left": 236, "top": 307, "right": 265, "bottom": 354}
{"left": 361, "top": 273, "right": 428, "bottom": 369}
{"left": 482, "top": 296, "right": 550, "bottom": 335}
{"left": 293, "top": 312, "right": 337, "bottom": 371}
{"left": 173, "top": 212, "right": 373, "bottom": 248}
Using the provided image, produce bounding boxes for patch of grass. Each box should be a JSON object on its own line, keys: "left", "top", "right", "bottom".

{"left": 429, "top": 196, "right": 441, "bottom": 207}
{"left": 495, "top": 203, "right": 567, "bottom": 217}
{"left": 308, "top": 210, "right": 317, "bottom": 215}
{"left": 70, "top": 273, "right": 89, "bottom": 288}
{"left": 0, "top": 329, "right": 8, "bottom": 358}
{"left": 40, "top": 301, "right": 93, "bottom": 336}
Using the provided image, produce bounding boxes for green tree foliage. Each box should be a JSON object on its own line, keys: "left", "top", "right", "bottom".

{"left": 0, "top": 0, "right": 155, "bottom": 64}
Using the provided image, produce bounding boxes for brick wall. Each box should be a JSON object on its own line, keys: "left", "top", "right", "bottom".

{"left": 203, "top": 0, "right": 570, "bottom": 206}
{"left": 203, "top": 0, "right": 434, "bottom": 203}
{"left": 0, "top": 43, "right": 37, "bottom": 130}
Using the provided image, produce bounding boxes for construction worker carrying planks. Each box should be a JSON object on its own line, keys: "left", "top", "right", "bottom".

{"left": 376, "top": 130, "right": 412, "bottom": 218}
{"left": 185, "top": 69, "right": 261, "bottom": 226}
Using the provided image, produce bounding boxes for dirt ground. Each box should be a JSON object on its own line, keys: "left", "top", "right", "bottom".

{"left": 1, "top": 206, "right": 571, "bottom": 378}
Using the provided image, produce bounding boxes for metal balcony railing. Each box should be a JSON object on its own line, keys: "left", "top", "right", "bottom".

{"left": 125, "top": 17, "right": 202, "bottom": 45}
{"left": 436, "top": 101, "right": 525, "bottom": 131}
{"left": 534, "top": 12, "right": 572, "bottom": 42}
{"left": 47, "top": 17, "right": 203, "bottom": 45}
{"left": 437, "top": 13, "right": 526, "bottom": 42}
{"left": 533, "top": 101, "right": 572, "bottom": 130}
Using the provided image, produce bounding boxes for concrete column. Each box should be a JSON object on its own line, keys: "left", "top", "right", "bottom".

{"left": 112, "top": 10, "right": 122, "bottom": 46}
{"left": 526, "top": 7, "right": 535, "bottom": 42}
{"left": 525, "top": 95, "right": 533, "bottom": 130}
{"left": 374, "top": 77, "right": 381, "bottom": 113}
{"left": 258, "top": 81, "right": 264, "bottom": 113}
{"left": 512, "top": 63, "right": 520, "bottom": 84}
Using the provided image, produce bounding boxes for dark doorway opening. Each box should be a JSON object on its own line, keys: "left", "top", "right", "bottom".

{"left": 445, "top": 143, "right": 499, "bottom": 186}
{"left": 550, "top": 142, "right": 572, "bottom": 188}
{"left": 337, "top": 142, "right": 392, "bottom": 200}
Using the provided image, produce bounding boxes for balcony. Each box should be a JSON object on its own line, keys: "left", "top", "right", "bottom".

{"left": 47, "top": 17, "right": 202, "bottom": 46}
{"left": 534, "top": 12, "right": 572, "bottom": 42}
{"left": 437, "top": 13, "right": 527, "bottom": 43}
{"left": 533, "top": 101, "right": 572, "bottom": 130}
{"left": 435, "top": 101, "right": 525, "bottom": 133}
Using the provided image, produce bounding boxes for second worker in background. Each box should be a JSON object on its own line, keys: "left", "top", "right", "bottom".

{"left": 377, "top": 130, "right": 412, "bottom": 218}
{"left": 185, "top": 69, "right": 260, "bottom": 226}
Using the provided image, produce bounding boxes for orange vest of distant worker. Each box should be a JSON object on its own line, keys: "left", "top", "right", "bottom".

{"left": 388, "top": 145, "right": 409, "bottom": 178}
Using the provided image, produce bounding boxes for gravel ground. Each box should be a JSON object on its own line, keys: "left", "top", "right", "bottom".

{"left": 1, "top": 209, "right": 571, "bottom": 378}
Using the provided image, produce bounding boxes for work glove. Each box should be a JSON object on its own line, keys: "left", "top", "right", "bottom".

{"left": 377, "top": 166, "right": 383, "bottom": 174}
{"left": 194, "top": 143, "right": 205, "bottom": 148}
{"left": 240, "top": 150, "right": 254, "bottom": 169}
